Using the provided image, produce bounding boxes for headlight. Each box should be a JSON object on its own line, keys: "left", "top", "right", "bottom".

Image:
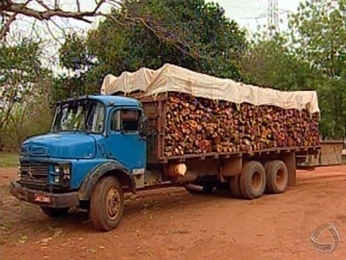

{"left": 54, "top": 165, "right": 60, "bottom": 173}
{"left": 53, "top": 163, "right": 71, "bottom": 185}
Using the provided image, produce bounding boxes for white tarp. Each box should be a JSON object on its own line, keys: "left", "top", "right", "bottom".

{"left": 101, "top": 63, "right": 320, "bottom": 113}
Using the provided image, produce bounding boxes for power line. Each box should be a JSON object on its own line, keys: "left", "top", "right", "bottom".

{"left": 256, "top": 0, "right": 267, "bottom": 8}
{"left": 220, "top": 0, "right": 294, "bottom": 32}
{"left": 267, "top": 0, "right": 279, "bottom": 36}
{"left": 221, "top": 4, "right": 265, "bottom": 11}
{"left": 234, "top": 11, "right": 267, "bottom": 20}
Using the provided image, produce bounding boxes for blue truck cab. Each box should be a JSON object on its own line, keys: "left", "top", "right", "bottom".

{"left": 11, "top": 95, "right": 148, "bottom": 230}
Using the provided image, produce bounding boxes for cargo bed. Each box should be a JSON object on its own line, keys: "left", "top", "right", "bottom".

{"left": 139, "top": 93, "right": 320, "bottom": 165}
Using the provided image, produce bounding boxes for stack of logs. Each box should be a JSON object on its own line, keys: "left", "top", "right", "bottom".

{"left": 163, "top": 92, "right": 320, "bottom": 157}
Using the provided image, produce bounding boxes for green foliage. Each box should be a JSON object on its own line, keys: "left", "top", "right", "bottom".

{"left": 59, "top": 34, "right": 93, "bottom": 71}
{"left": 53, "top": 34, "right": 96, "bottom": 101}
{"left": 51, "top": 73, "right": 87, "bottom": 103}
{"left": 317, "top": 71, "right": 346, "bottom": 138}
{"left": 241, "top": 34, "right": 317, "bottom": 90}
{"left": 0, "top": 40, "right": 53, "bottom": 149}
{"left": 0, "top": 40, "right": 41, "bottom": 110}
{"left": 56, "top": 0, "right": 247, "bottom": 100}
{"left": 288, "top": 0, "right": 346, "bottom": 138}
{"left": 0, "top": 40, "right": 42, "bottom": 148}
{"left": 289, "top": 0, "right": 346, "bottom": 77}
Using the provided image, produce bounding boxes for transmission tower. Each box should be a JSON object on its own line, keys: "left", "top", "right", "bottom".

{"left": 267, "top": 0, "right": 279, "bottom": 37}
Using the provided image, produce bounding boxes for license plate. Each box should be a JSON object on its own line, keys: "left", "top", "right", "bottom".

{"left": 34, "top": 194, "right": 51, "bottom": 203}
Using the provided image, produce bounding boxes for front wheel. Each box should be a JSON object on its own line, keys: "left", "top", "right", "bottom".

{"left": 90, "top": 176, "right": 124, "bottom": 231}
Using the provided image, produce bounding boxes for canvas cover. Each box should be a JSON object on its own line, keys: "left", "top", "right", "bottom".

{"left": 101, "top": 63, "right": 320, "bottom": 114}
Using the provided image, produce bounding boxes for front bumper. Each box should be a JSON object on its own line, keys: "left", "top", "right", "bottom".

{"left": 10, "top": 181, "right": 79, "bottom": 208}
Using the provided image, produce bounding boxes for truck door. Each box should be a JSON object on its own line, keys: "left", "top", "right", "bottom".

{"left": 105, "top": 108, "right": 146, "bottom": 173}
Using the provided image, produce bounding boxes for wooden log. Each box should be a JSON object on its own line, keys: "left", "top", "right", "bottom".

{"left": 162, "top": 92, "right": 319, "bottom": 156}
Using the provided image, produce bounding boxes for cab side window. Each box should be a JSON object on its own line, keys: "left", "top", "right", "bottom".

{"left": 110, "top": 111, "right": 118, "bottom": 131}
{"left": 111, "top": 109, "right": 140, "bottom": 132}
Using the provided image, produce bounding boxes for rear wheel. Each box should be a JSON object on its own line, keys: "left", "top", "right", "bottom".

{"left": 239, "top": 161, "right": 266, "bottom": 199}
{"left": 264, "top": 160, "right": 288, "bottom": 194}
{"left": 90, "top": 176, "right": 124, "bottom": 231}
{"left": 40, "top": 207, "right": 69, "bottom": 217}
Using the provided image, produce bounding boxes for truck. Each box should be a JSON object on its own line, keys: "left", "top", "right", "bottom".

{"left": 10, "top": 64, "right": 320, "bottom": 231}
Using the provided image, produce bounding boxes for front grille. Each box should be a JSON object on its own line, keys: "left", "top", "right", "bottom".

{"left": 19, "top": 162, "right": 49, "bottom": 188}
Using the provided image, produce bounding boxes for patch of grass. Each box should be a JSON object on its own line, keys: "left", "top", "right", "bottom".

{"left": 0, "top": 152, "right": 18, "bottom": 167}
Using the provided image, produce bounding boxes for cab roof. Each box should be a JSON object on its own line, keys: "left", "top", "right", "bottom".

{"left": 90, "top": 95, "right": 140, "bottom": 106}
{"left": 60, "top": 95, "right": 141, "bottom": 107}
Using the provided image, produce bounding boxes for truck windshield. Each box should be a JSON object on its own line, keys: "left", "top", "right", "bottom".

{"left": 52, "top": 99, "right": 105, "bottom": 133}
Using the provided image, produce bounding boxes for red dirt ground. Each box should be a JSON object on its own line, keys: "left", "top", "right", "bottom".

{"left": 1, "top": 165, "right": 346, "bottom": 260}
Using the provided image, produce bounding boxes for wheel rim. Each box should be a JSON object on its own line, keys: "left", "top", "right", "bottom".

{"left": 276, "top": 169, "right": 285, "bottom": 186}
{"left": 251, "top": 171, "right": 262, "bottom": 191}
{"left": 106, "top": 187, "right": 121, "bottom": 220}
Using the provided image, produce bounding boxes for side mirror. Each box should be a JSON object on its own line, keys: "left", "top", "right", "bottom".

{"left": 139, "top": 116, "right": 149, "bottom": 137}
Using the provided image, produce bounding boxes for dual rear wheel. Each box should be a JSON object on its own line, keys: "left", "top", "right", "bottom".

{"left": 264, "top": 160, "right": 288, "bottom": 194}
{"left": 230, "top": 160, "right": 288, "bottom": 200}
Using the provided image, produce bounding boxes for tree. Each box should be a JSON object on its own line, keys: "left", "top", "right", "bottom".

{"left": 288, "top": 0, "right": 346, "bottom": 138}
{"left": 240, "top": 33, "right": 318, "bottom": 91}
{"left": 289, "top": 0, "right": 346, "bottom": 77}
{"left": 0, "top": 0, "right": 121, "bottom": 40}
{"left": 4, "top": 70, "right": 53, "bottom": 148}
{"left": 56, "top": 0, "right": 247, "bottom": 99}
{"left": 0, "top": 39, "right": 44, "bottom": 148}
{"left": 94, "top": 0, "right": 246, "bottom": 78}
{"left": 51, "top": 33, "right": 95, "bottom": 101}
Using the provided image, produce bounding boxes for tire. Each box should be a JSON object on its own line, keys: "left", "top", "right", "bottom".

{"left": 90, "top": 176, "right": 124, "bottom": 231}
{"left": 40, "top": 207, "right": 69, "bottom": 217}
{"left": 239, "top": 161, "right": 266, "bottom": 200}
{"left": 264, "top": 160, "right": 288, "bottom": 194}
{"left": 229, "top": 174, "right": 242, "bottom": 198}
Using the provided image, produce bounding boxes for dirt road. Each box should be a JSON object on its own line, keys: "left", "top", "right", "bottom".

{"left": 1, "top": 165, "right": 346, "bottom": 259}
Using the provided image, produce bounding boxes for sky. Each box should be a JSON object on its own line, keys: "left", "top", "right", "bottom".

{"left": 80, "top": 0, "right": 303, "bottom": 34}
{"left": 212, "top": 0, "right": 301, "bottom": 33}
